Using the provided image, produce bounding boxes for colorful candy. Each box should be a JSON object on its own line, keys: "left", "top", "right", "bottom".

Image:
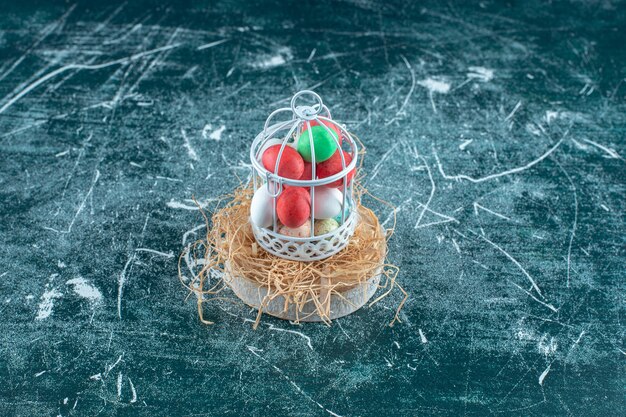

{"left": 287, "top": 185, "right": 310, "bottom": 204}
{"left": 312, "top": 187, "right": 343, "bottom": 219}
{"left": 262, "top": 145, "right": 304, "bottom": 180}
{"left": 278, "top": 220, "right": 311, "bottom": 237}
{"left": 316, "top": 150, "right": 355, "bottom": 188}
{"left": 257, "top": 138, "right": 284, "bottom": 161}
{"left": 284, "top": 161, "right": 313, "bottom": 191}
{"left": 250, "top": 185, "right": 274, "bottom": 228}
{"left": 277, "top": 187, "right": 310, "bottom": 228}
{"left": 300, "top": 161, "right": 313, "bottom": 183}
{"left": 296, "top": 125, "right": 338, "bottom": 163}
{"left": 255, "top": 119, "right": 354, "bottom": 238}
{"left": 301, "top": 119, "right": 342, "bottom": 142}
{"left": 314, "top": 218, "right": 339, "bottom": 236}
{"left": 333, "top": 201, "right": 351, "bottom": 224}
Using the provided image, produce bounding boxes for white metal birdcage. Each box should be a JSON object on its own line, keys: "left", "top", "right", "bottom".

{"left": 249, "top": 90, "right": 359, "bottom": 261}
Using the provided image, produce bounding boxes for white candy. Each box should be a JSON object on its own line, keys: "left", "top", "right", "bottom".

{"left": 250, "top": 185, "right": 274, "bottom": 228}
{"left": 312, "top": 187, "right": 344, "bottom": 219}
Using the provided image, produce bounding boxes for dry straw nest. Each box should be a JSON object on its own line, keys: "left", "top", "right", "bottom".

{"left": 179, "top": 183, "right": 406, "bottom": 328}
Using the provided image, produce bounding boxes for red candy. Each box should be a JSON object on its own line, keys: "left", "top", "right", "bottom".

{"left": 284, "top": 162, "right": 313, "bottom": 191}
{"left": 277, "top": 187, "right": 310, "bottom": 228}
{"left": 316, "top": 150, "right": 355, "bottom": 188}
{"left": 289, "top": 185, "right": 311, "bottom": 204}
{"left": 300, "top": 162, "right": 313, "bottom": 183}
{"left": 262, "top": 145, "right": 304, "bottom": 180}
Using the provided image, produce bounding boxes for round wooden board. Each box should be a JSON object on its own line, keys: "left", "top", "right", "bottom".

{"left": 226, "top": 262, "right": 382, "bottom": 322}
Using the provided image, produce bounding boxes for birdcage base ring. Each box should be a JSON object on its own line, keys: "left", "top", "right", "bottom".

{"left": 225, "top": 262, "right": 382, "bottom": 322}
{"left": 251, "top": 210, "right": 359, "bottom": 261}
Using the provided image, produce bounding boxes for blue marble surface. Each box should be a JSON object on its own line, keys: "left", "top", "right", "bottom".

{"left": 0, "top": 1, "right": 624, "bottom": 415}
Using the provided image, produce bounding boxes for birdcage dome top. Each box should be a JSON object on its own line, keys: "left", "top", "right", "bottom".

{"left": 250, "top": 90, "right": 358, "bottom": 188}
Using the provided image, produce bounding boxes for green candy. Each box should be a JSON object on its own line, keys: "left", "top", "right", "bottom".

{"left": 333, "top": 207, "right": 350, "bottom": 224}
{"left": 314, "top": 218, "right": 339, "bottom": 236}
{"left": 297, "top": 125, "right": 338, "bottom": 163}
{"left": 333, "top": 198, "right": 351, "bottom": 224}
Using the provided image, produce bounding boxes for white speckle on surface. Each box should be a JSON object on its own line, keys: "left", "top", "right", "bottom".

{"left": 580, "top": 138, "right": 622, "bottom": 159}
{"left": 63, "top": 398, "right": 68, "bottom": 405}
{"left": 166, "top": 198, "right": 217, "bottom": 210}
{"left": 135, "top": 248, "right": 174, "bottom": 258}
{"left": 251, "top": 47, "right": 292, "bottom": 69}
{"left": 418, "top": 329, "right": 428, "bottom": 344}
{"left": 181, "top": 128, "right": 199, "bottom": 161}
{"left": 128, "top": 377, "right": 138, "bottom": 403}
{"left": 201, "top": 124, "right": 212, "bottom": 139}
{"left": 252, "top": 55, "right": 285, "bottom": 68}
{"left": 118, "top": 255, "right": 134, "bottom": 320}
{"left": 539, "top": 364, "right": 551, "bottom": 385}
{"left": 525, "top": 123, "right": 541, "bottom": 136}
{"left": 544, "top": 110, "right": 589, "bottom": 126}
{"left": 26, "top": 294, "right": 34, "bottom": 300}
{"left": 90, "top": 373, "right": 102, "bottom": 381}
{"left": 538, "top": 335, "right": 558, "bottom": 356}
{"left": 196, "top": 38, "right": 229, "bottom": 51}
{"left": 417, "top": 77, "right": 450, "bottom": 94}
{"left": 35, "top": 288, "right": 62, "bottom": 320}
{"left": 459, "top": 139, "right": 473, "bottom": 150}
{"left": 452, "top": 238, "right": 461, "bottom": 253}
{"left": 467, "top": 66, "right": 494, "bottom": 82}
{"left": 209, "top": 125, "right": 225, "bottom": 141}
{"left": 66, "top": 277, "right": 102, "bottom": 303}
{"left": 257, "top": 55, "right": 285, "bottom": 68}
{"left": 58, "top": 260, "right": 66, "bottom": 268}
{"left": 516, "top": 328, "right": 535, "bottom": 341}
{"left": 505, "top": 100, "right": 522, "bottom": 121}
{"left": 417, "top": 78, "right": 450, "bottom": 113}
{"left": 117, "top": 372, "right": 123, "bottom": 399}
{"left": 545, "top": 110, "right": 559, "bottom": 124}
{"left": 34, "top": 370, "right": 47, "bottom": 377}
{"left": 106, "top": 354, "right": 124, "bottom": 375}
{"left": 243, "top": 319, "right": 313, "bottom": 350}
{"left": 473, "top": 202, "right": 511, "bottom": 221}
{"left": 202, "top": 124, "right": 225, "bottom": 141}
